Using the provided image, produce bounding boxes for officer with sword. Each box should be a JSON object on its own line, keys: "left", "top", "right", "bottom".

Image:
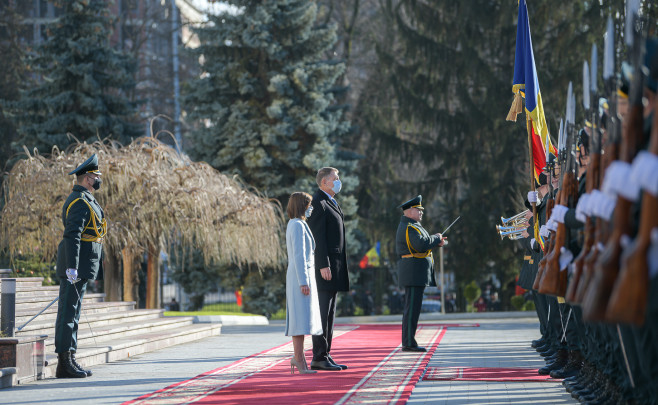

{"left": 395, "top": 195, "right": 453, "bottom": 352}
{"left": 54, "top": 154, "right": 106, "bottom": 378}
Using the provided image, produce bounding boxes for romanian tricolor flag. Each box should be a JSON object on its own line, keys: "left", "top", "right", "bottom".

{"left": 359, "top": 242, "right": 381, "bottom": 269}
{"left": 508, "top": 0, "right": 557, "bottom": 181}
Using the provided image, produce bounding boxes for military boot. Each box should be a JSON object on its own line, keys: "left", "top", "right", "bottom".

{"left": 538, "top": 348, "right": 567, "bottom": 375}
{"left": 55, "top": 351, "right": 87, "bottom": 378}
{"left": 550, "top": 350, "right": 582, "bottom": 379}
{"left": 71, "top": 352, "right": 92, "bottom": 376}
{"left": 531, "top": 337, "right": 546, "bottom": 348}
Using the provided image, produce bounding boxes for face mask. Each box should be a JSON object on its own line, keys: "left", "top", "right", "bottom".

{"left": 332, "top": 179, "right": 342, "bottom": 194}
{"left": 305, "top": 206, "right": 313, "bottom": 218}
{"left": 92, "top": 177, "right": 102, "bottom": 190}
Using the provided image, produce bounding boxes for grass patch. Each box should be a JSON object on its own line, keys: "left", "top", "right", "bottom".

{"left": 164, "top": 311, "right": 261, "bottom": 317}
{"left": 164, "top": 302, "right": 261, "bottom": 317}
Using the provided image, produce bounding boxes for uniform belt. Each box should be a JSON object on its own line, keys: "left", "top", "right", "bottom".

{"left": 83, "top": 233, "right": 103, "bottom": 243}
{"left": 401, "top": 254, "right": 414, "bottom": 258}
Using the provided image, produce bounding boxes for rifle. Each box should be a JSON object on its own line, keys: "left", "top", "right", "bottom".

{"left": 606, "top": 47, "right": 658, "bottom": 325}
{"left": 540, "top": 79, "right": 580, "bottom": 296}
{"left": 566, "top": 126, "right": 601, "bottom": 303}
{"left": 581, "top": 14, "right": 647, "bottom": 322}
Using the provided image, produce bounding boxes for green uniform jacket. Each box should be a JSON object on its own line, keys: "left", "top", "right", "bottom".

{"left": 395, "top": 216, "right": 442, "bottom": 287}
{"left": 56, "top": 185, "right": 105, "bottom": 280}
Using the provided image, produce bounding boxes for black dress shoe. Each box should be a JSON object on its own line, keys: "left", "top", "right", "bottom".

{"left": 327, "top": 355, "right": 348, "bottom": 370}
{"left": 402, "top": 346, "right": 427, "bottom": 352}
{"left": 310, "top": 359, "right": 342, "bottom": 371}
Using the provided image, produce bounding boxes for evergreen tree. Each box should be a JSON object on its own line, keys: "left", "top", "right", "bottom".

{"left": 357, "top": 0, "right": 625, "bottom": 308}
{"left": 7, "top": 0, "right": 140, "bottom": 154}
{"left": 0, "top": 0, "right": 31, "bottom": 171}
{"left": 184, "top": 0, "right": 354, "bottom": 205}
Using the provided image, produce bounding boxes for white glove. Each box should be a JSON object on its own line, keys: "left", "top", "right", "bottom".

{"left": 591, "top": 190, "right": 616, "bottom": 220}
{"left": 539, "top": 225, "right": 549, "bottom": 239}
{"left": 649, "top": 229, "right": 658, "bottom": 280}
{"left": 575, "top": 194, "right": 591, "bottom": 222}
{"left": 559, "top": 247, "right": 574, "bottom": 271}
{"left": 527, "top": 191, "right": 539, "bottom": 204}
{"left": 631, "top": 151, "right": 658, "bottom": 197}
{"left": 530, "top": 238, "right": 537, "bottom": 250}
{"left": 551, "top": 204, "right": 569, "bottom": 224}
{"left": 66, "top": 268, "right": 78, "bottom": 284}
{"left": 602, "top": 161, "right": 641, "bottom": 202}
{"left": 546, "top": 218, "right": 557, "bottom": 232}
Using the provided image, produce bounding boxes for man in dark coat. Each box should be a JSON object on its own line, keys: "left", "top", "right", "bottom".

{"left": 395, "top": 195, "right": 445, "bottom": 351}
{"left": 54, "top": 154, "right": 106, "bottom": 378}
{"left": 307, "top": 167, "right": 349, "bottom": 371}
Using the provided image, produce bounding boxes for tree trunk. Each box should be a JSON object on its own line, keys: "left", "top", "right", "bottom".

{"left": 146, "top": 244, "right": 160, "bottom": 309}
{"left": 104, "top": 246, "right": 122, "bottom": 301}
{"left": 122, "top": 247, "right": 139, "bottom": 302}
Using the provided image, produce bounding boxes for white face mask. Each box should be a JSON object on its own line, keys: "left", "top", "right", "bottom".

{"left": 332, "top": 179, "right": 342, "bottom": 194}
{"left": 305, "top": 206, "right": 313, "bottom": 218}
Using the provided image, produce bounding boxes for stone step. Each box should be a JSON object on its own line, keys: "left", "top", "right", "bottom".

{"left": 0, "top": 277, "right": 45, "bottom": 289}
{"left": 42, "top": 316, "right": 197, "bottom": 349}
{"left": 14, "top": 301, "right": 136, "bottom": 325}
{"left": 14, "top": 293, "right": 105, "bottom": 307}
{"left": 16, "top": 308, "right": 164, "bottom": 335}
{"left": 43, "top": 323, "right": 223, "bottom": 378}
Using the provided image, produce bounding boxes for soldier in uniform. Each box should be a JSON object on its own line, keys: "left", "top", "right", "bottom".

{"left": 54, "top": 154, "right": 106, "bottom": 378}
{"left": 395, "top": 195, "right": 446, "bottom": 351}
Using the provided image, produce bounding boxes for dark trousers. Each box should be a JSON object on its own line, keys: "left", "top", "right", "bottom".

{"left": 402, "top": 286, "right": 424, "bottom": 347}
{"left": 54, "top": 278, "right": 88, "bottom": 353}
{"left": 313, "top": 289, "right": 337, "bottom": 361}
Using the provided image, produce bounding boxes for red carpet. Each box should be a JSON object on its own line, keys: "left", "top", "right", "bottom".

{"left": 423, "top": 367, "right": 561, "bottom": 382}
{"left": 125, "top": 324, "right": 447, "bottom": 405}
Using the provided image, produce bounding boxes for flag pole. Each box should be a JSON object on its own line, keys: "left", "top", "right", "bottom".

{"left": 526, "top": 115, "right": 538, "bottom": 240}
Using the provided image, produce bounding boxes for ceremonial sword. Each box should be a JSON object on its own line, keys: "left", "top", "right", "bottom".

{"left": 441, "top": 216, "right": 461, "bottom": 235}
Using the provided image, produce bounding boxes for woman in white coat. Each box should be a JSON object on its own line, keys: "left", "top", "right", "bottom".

{"left": 285, "top": 192, "right": 322, "bottom": 374}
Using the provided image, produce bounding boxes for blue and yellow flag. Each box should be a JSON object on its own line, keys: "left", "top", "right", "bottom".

{"left": 508, "top": 0, "right": 557, "bottom": 179}
{"left": 359, "top": 241, "right": 381, "bottom": 269}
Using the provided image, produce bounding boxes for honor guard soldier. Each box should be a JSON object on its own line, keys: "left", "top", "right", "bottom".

{"left": 395, "top": 195, "right": 446, "bottom": 351}
{"left": 54, "top": 154, "right": 107, "bottom": 378}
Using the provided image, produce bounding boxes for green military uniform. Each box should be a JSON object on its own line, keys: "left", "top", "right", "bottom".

{"left": 54, "top": 154, "right": 106, "bottom": 378}
{"left": 395, "top": 195, "right": 443, "bottom": 351}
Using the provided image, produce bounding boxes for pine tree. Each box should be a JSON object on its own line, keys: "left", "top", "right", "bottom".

{"left": 357, "top": 0, "right": 625, "bottom": 308}
{"left": 0, "top": 1, "right": 30, "bottom": 171}
{"left": 184, "top": 0, "right": 354, "bottom": 204}
{"left": 7, "top": 0, "right": 140, "bottom": 154}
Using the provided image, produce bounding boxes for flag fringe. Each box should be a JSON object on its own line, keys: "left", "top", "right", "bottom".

{"left": 506, "top": 92, "right": 523, "bottom": 122}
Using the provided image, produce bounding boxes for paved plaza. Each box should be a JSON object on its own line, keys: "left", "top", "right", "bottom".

{"left": 1, "top": 315, "right": 576, "bottom": 404}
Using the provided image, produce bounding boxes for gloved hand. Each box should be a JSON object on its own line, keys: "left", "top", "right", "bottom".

{"left": 575, "top": 193, "right": 590, "bottom": 222}
{"left": 631, "top": 151, "right": 658, "bottom": 197}
{"left": 527, "top": 191, "right": 539, "bottom": 204}
{"left": 547, "top": 219, "right": 557, "bottom": 232}
{"left": 551, "top": 204, "right": 569, "bottom": 224}
{"left": 559, "top": 247, "right": 574, "bottom": 270}
{"left": 539, "top": 225, "right": 549, "bottom": 239}
{"left": 66, "top": 268, "right": 78, "bottom": 284}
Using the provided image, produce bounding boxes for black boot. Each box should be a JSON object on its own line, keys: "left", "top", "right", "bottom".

{"left": 71, "top": 352, "right": 92, "bottom": 377}
{"left": 538, "top": 349, "right": 567, "bottom": 375}
{"left": 531, "top": 337, "right": 546, "bottom": 348}
{"left": 55, "top": 351, "right": 87, "bottom": 378}
{"left": 550, "top": 350, "right": 582, "bottom": 379}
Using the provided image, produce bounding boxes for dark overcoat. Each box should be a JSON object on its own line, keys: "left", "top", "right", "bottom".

{"left": 395, "top": 215, "right": 441, "bottom": 287}
{"left": 307, "top": 189, "right": 349, "bottom": 292}
{"left": 56, "top": 185, "right": 105, "bottom": 281}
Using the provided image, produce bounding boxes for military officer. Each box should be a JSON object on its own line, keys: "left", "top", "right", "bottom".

{"left": 54, "top": 154, "right": 107, "bottom": 378}
{"left": 395, "top": 195, "right": 446, "bottom": 352}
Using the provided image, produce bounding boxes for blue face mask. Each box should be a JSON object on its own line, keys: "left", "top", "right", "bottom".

{"left": 332, "top": 179, "right": 342, "bottom": 194}
{"left": 305, "top": 206, "right": 313, "bottom": 218}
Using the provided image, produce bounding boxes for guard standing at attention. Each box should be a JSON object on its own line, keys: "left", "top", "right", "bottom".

{"left": 395, "top": 195, "right": 446, "bottom": 352}
{"left": 54, "top": 154, "right": 107, "bottom": 378}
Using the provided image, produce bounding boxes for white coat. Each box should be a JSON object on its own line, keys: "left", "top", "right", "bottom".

{"left": 285, "top": 218, "right": 322, "bottom": 336}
